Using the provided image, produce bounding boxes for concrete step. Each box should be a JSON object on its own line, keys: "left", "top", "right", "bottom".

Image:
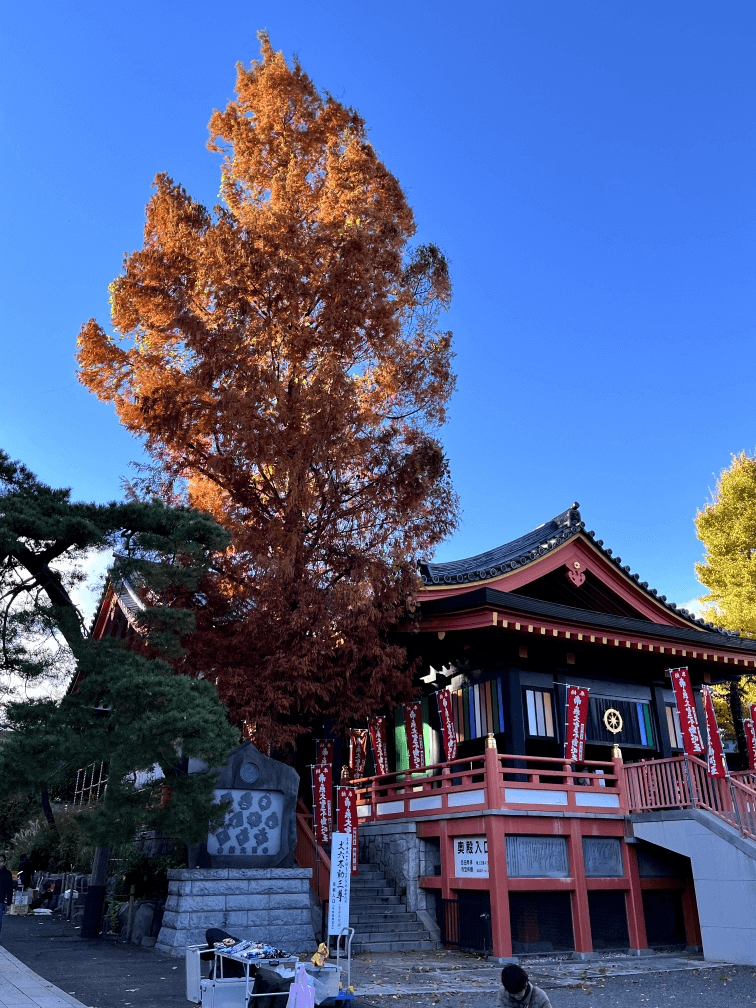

{"left": 349, "top": 911, "right": 419, "bottom": 924}
{"left": 351, "top": 895, "right": 403, "bottom": 906}
{"left": 351, "top": 930, "right": 431, "bottom": 944}
{"left": 350, "top": 920, "right": 426, "bottom": 933}
{"left": 351, "top": 939, "right": 436, "bottom": 953}
{"left": 348, "top": 886, "right": 396, "bottom": 896}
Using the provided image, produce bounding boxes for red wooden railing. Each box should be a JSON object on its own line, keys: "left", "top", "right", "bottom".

{"left": 350, "top": 743, "right": 626, "bottom": 821}
{"left": 732, "top": 769, "right": 756, "bottom": 790}
{"left": 295, "top": 799, "right": 330, "bottom": 902}
{"left": 624, "top": 754, "right": 756, "bottom": 842}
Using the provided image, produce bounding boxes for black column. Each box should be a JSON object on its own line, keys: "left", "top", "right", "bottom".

{"left": 651, "top": 685, "right": 673, "bottom": 759}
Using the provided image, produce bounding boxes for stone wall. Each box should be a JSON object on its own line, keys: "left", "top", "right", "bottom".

{"left": 156, "top": 868, "right": 315, "bottom": 956}
{"left": 359, "top": 821, "right": 441, "bottom": 940}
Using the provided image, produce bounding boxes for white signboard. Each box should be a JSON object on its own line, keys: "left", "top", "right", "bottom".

{"left": 328, "top": 832, "right": 352, "bottom": 937}
{"left": 453, "top": 836, "right": 489, "bottom": 878}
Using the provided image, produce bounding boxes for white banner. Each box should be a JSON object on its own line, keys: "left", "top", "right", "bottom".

{"left": 327, "top": 832, "right": 352, "bottom": 938}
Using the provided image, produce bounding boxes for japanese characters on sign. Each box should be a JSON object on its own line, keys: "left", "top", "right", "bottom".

{"left": 669, "top": 667, "right": 705, "bottom": 755}
{"left": 311, "top": 764, "right": 332, "bottom": 843}
{"left": 750, "top": 703, "right": 756, "bottom": 726}
{"left": 349, "top": 729, "right": 369, "bottom": 778}
{"left": 453, "top": 836, "right": 489, "bottom": 878}
{"left": 369, "top": 716, "right": 389, "bottom": 776}
{"left": 744, "top": 719, "right": 756, "bottom": 773}
{"left": 702, "top": 686, "right": 728, "bottom": 777}
{"left": 437, "top": 689, "right": 457, "bottom": 762}
{"left": 315, "top": 739, "right": 334, "bottom": 766}
{"left": 327, "top": 832, "right": 352, "bottom": 937}
{"left": 564, "top": 686, "right": 589, "bottom": 761}
{"left": 337, "top": 786, "right": 358, "bottom": 874}
{"left": 404, "top": 701, "right": 425, "bottom": 770}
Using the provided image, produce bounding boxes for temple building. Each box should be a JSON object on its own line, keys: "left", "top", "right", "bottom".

{"left": 341, "top": 504, "right": 756, "bottom": 964}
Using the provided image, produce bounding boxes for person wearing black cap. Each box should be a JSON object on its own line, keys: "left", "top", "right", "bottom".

{"left": 498, "top": 964, "right": 551, "bottom": 1008}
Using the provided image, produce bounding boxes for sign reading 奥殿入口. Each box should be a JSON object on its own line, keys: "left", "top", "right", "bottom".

{"left": 453, "top": 836, "right": 489, "bottom": 878}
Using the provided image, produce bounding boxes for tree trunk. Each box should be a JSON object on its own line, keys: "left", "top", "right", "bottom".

{"left": 39, "top": 790, "right": 58, "bottom": 833}
{"left": 80, "top": 845, "right": 110, "bottom": 939}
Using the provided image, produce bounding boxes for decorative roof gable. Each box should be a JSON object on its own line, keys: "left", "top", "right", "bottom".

{"left": 419, "top": 503, "right": 736, "bottom": 637}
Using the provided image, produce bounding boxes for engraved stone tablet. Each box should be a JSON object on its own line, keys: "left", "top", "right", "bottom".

{"left": 582, "top": 837, "right": 624, "bottom": 877}
{"left": 207, "top": 789, "right": 284, "bottom": 856}
{"left": 201, "top": 742, "right": 299, "bottom": 869}
{"left": 505, "top": 835, "right": 569, "bottom": 878}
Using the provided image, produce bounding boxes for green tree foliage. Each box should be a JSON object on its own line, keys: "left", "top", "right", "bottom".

{"left": 696, "top": 450, "right": 756, "bottom": 753}
{"left": 0, "top": 449, "right": 239, "bottom": 848}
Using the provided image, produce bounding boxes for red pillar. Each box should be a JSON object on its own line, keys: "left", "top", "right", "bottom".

{"left": 681, "top": 878, "right": 702, "bottom": 948}
{"left": 624, "top": 843, "right": 648, "bottom": 952}
{"left": 485, "top": 814, "right": 513, "bottom": 960}
{"left": 484, "top": 733, "right": 514, "bottom": 959}
{"left": 568, "top": 821, "right": 593, "bottom": 956}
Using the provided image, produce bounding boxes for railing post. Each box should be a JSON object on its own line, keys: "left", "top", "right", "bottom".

{"left": 484, "top": 733, "right": 502, "bottom": 809}
{"left": 612, "top": 746, "right": 628, "bottom": 814}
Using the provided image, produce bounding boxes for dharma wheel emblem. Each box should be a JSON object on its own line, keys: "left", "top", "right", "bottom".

{"left": 603, "top": 708, "right": 623, "bottom": 734}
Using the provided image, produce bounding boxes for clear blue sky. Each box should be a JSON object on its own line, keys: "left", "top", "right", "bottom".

{"left": 2, "top": 1, "right": 755, "bottom": 612}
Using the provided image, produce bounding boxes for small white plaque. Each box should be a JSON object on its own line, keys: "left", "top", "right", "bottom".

{"left": 453, "top": 836, "right": 489, "bottom": 878}
{"left": 409, "top": 795, "right": 443, "bottom": 811}
{"left": 504, "top": 788, "right": 568, "bottom": 805}
{"left": 575, "top": 792, "right": 620, "bottom": 807}
{"left": 448, "top": 788, "right": 486, "bottom": 807}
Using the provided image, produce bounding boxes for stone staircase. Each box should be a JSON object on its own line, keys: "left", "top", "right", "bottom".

{"left": 349, "top": 863, "right": 436, "bottom": 953}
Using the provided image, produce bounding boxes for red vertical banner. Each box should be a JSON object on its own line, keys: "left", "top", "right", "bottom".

{"left": 311, "top": 764, "right": 332, "bottom": 843}
{"left": 349, "top": 729, "right": 368, "bottom": 778}
{"left": 337, "top": 786, "right": 358, "bottom": 874}
{"left": 749, "top": 703, "right": 756, "bottom": 725}
{"left": 437, "top": 689, "right": 457, "bottom": 762}
{"left": 404, "top": 702, "right": 425, "bottom": 770}
{"left": 702, "top": 686, "right": 728, "bottom": 777}
{"left": 369, "top": 717, "right": 389, "bottom": 776}
{"left": 670, "top": 667, "right": 705, "bottom": 755}
{"left": 744, "top": 719, "right": 756, "bottom": 772}
{"left": 564, "top": 686, "right": 589, "bottom": 762}
{"left": 315, "top": 739, "right": 334, "bottom": 765}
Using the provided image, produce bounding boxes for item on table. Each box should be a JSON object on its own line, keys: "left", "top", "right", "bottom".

{"left": 311, "top": 942, "right": 329, "bottom": 968}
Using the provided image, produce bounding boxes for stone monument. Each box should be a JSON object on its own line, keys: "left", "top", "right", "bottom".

{"left": 156, "top": 743, "right": 315, "bottom": 955}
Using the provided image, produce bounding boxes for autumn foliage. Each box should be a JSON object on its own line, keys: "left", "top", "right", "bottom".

{"left": 77, "top": 35, "right": 458, "bottom": 749}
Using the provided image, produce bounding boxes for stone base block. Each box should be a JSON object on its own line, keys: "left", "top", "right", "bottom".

{"left": 156, "top": 868, "right": 315, "bottom": 957}
{"left": 627, "top": 948, "right": 656, "bottom": 957}
{"left": 571, "top": 951, "right": 600, "bottom": 961}
{"left": 487, "top": 956, "right": 519, "bottom": 964}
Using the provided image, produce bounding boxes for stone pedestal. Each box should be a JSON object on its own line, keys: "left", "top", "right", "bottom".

{"left": 156, "top": 868, "right": 315, "bottom": 956}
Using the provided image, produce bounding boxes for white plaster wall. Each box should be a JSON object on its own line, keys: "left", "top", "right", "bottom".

{"left": 633, "top": 814, "right": 756, "bottom": 965}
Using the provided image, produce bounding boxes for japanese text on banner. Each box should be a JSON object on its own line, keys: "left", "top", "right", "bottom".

{"left": 404, "top": 702, "right": 425, "bottom": 770}
{"left": 315, "top": 740, "right": 334, "bottom": 765}
{"left": 564, "top": 686, "right": 589, "bottom": 761}
{"left": 311, "top": 764, "right": 332, "bottom": 843}
{"left": 349, "top": 729, "right": 368, "bottom": 778}
{"left": 327, "top": 832, "right": 352, "bottom": 937}
{"left": 702, "top": 686, "right": 728, "bottom": 777}
{"left": 369, "top": 717, "right": 389, "bottom": 776}
{"left": 437, "top": 689, "right": 457, "bottom": 761}
{"left": 337, "top": 786, "right": 358, "bottom": 874}
{"left": 670, "top": 667, "right": 705, "bottom": 755}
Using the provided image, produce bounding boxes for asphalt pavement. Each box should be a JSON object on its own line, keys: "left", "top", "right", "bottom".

{"left": 2, "top": 911, "right": 755, "bottom": 1008}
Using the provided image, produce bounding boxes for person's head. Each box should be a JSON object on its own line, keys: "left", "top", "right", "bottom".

{"left": 501, "top": 964, "right": 530, "bottom": 999}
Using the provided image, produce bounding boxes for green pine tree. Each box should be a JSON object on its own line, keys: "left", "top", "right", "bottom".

{"left": 0, "top": 449, "right": 239, "bottom": 850}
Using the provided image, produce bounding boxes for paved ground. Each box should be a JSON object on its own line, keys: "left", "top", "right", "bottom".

{"left": 2, "top": 912, "right": 756, "bottom": 1008}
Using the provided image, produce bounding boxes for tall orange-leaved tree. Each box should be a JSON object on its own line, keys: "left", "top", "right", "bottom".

{"left": 76, "top": 34, "right": 458, "bottom": 750}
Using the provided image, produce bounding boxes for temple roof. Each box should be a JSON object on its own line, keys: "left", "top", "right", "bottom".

{"left": 419, "top": 503, "right": 736, "bottom": 637}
